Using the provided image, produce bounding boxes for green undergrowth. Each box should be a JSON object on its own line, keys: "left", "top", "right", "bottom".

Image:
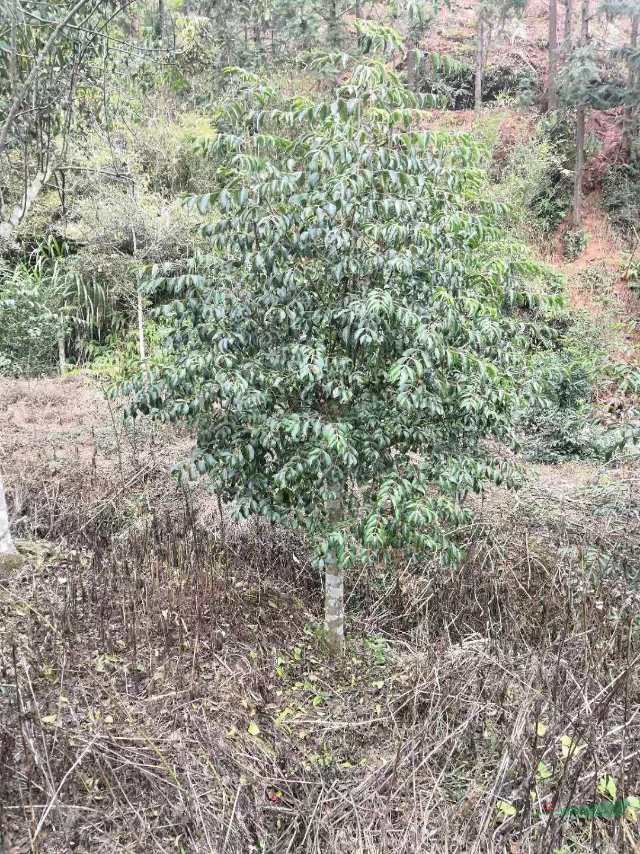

{"left": 419, "top": 58, "right": 537, "bottom": 110}
{"left": 603, "top": 160, "right": 640, "bottom": 243}
{"left": 516, "top": 308, "right": 640, "bottom": 463}
{"left": 470, "top": 113, "right": 640, "bottom": 464}
{"left": 492, "top": 113, "right": 576, "bottom": 242}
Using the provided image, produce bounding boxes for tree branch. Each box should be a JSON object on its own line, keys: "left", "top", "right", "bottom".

{"left": 0, "top": 0, "right": 90, "bottom": 156}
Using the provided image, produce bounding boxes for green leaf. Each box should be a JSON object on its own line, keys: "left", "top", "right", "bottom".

{"left": 496, "top": 800, "right": 517, "bottom": 820}
{"left": 560, "top": 735, "right": 587, "bottom": 760}
{"left": 536, "top": 761, "right": 553, "bottom": 781}
{"left": 597, "top": 775, "right": 617, "bottom": 800}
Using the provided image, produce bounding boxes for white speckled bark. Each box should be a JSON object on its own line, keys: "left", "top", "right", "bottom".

{"left": 0, "top": 475, "right": 17, "bottom": 555}
{"left": 325, "top": 556, "right": 344, "bottom": 656}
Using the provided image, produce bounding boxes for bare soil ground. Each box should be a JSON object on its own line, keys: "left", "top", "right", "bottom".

{"left": 0, "top": 374, "right": 197, "bottom": 546}
{"left": 549, "top": 192, "right": 640, "bottom": 364}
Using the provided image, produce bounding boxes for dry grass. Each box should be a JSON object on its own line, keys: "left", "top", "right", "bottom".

{"left": 1, "top": 457, "right": 639, "bottom": 853}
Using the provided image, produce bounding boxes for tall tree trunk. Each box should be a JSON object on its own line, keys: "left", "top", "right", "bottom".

{"left": 474, "top": 12, "right": 485, "bottom": 113}
{"left": 130, "top": 224, "right": 148, "bottom": 381}
{"left": 406, "top": 29, "right": 418, "bottom": 90}
{"left": 0, "top": 476, "right": 17, "bottom": 557}
{"left": 324, "top": 556, "right": 344, "bottom": 655}
{"left": 355, "top": 0, "right": 362, "bottom": 18}
{"left": 156, "top": 0, "right": 165, "bottom": 40}
{"left": 137, "top": 290, "right": 148, "bottom": 380}
{"left": 328, "top": 0, "right": 339, "bottom": 48}
{"left": 623, "top": 13, "right": 639, "bottom": 151}
{"left": 572, "top": 107, "right": 586, "bottom": 226}
{"left": 564, "top": 0, "right": 573, "bottom": 45}
{"left": 57, "top": 320, "right": 66, "bottom": 375}
{"left": 571, "top": 0, "right": 589, "bottom": 227}
{"left": 9, "top": 0, "right": 18, "bottom": 96}
{"left": 548, "top": 0, "right": 559, "bottom": 110}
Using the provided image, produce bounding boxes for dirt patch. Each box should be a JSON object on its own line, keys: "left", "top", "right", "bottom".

{"left": 584, "top": 109, "right": 627, "bottom": 192}
{"left": 0, "top": 373, "right": 195, "bottom": 544}
{"left": 551, "top": 193, "right": 640, "bottom": 363}
{"left": 1, "top": 374, "right": 104, "bottom": 468}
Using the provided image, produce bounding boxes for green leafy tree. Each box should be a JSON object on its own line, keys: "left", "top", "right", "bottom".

{"left": 555, "top": 0, "right": 640, "bottom": 225}
{"left": 0, "top": 0, "right": 132, "bottom": 241}
{"left": 127, "top": 31, "right": 551, "bottom": 654}
{"left": 186, "top": 0, "right": 375, "bottom": 65}
{"left": 560, "top": 0, "right": 593, "bottom": 225}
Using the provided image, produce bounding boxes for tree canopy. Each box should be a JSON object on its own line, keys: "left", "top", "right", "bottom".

{"left": 126, "top": 32, "right": 555, "bottom": 648}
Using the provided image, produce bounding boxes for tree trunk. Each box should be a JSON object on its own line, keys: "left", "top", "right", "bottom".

{"left": 623, "top": 13, "right": 639, "bottom": 151}
{"left": 563, "top": 0, "right": 573, "bottom": 45}
{"left": 137, "top": 290, "right": 148, "bottom": 380}
{"left": 156, "top": 0, "right": 165, "bottom": 40}
{"left": 0, "top": 476, "right": 17, "bottom": 557}
{"left": 9, "top": 0, "right": 18, "bottom": 96}
{"left": 324, "top": 557, "right": 344, "bottom": 655}
{"left": 328, "top": 0, "right": 339, "bottom": 48}
{"left": 355, "top": 0, "right": 362, "bottom": 18}
{"left": 474, "top": 13, "right": 485, "bottom": 113}
{"left": 406, "top": 31, "right": 418, "bottom": 90}
{"left": 253, "top": 19, "right": 263, "bottom": 55}
{"left": 571, "top": 0, "right": 589, "bottom": 227}
{"left": 0, "top": 164, "right": 54, "bottom": 240}
{"left": 572, "top": 107, "right": 585, "bottom": 226}
{"left": 57, "top": 321, "right": 66, "bottom": 375}
{"left": 548, "top": 0, "right": 559, "bottom": 110}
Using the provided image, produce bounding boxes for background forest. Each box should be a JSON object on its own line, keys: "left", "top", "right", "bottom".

{"left": 1, "top": 0, "right": 640, "bottom": 852}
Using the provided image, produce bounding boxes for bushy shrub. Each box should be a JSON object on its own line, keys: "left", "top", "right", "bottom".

{"left": 517, "top": 348, "right": 608, "bottom": 462}
{"left": 602, "top": 162, "right": 640, "bottom": 242}
{"left": 495, "top": 114, "right": 575, "bottom": 239}
{"left": 484, "top": 64, "right": 538, "bottom": 104}
{"left": 131, "top": 112, "right": 218, "bottom": 195}
{"left": 88, "top": 320, "right": 170, "bottom": 385}
{"left": 515, "top": 314, "right": 640, "bottom": 463}
{"left": 0, "top": 241, "right": 133, "bottom": 375}
{"left": 563, "top": 228, "right": 588, "bottom": 260}
{"left": 0, "top": 261, "right": 61, "bottom": 375}
{"left": 419, "top": 59, "right": 537, "bottom": 110}
{"left": 576, "top": 262, "right": 614, "bottom": 294}
{"left": 527, "top": 115, "right": 575, "bottom": 233}
{"left": 621, "top": 256, "right": 640, "bottom": 291}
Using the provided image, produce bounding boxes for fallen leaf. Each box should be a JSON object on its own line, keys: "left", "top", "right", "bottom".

{"left": 496, "top": 800, "right": 517, "bottom": 819}
{"left": 560, "top": 735, "right": 587, "bottom": 759}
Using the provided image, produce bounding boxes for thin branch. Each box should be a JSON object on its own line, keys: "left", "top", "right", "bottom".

{"left": 0, "top": 0, "right": 91, "bottom": 155}
{"left": 32, "top": 736, "right": 99, "bottom": 843}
